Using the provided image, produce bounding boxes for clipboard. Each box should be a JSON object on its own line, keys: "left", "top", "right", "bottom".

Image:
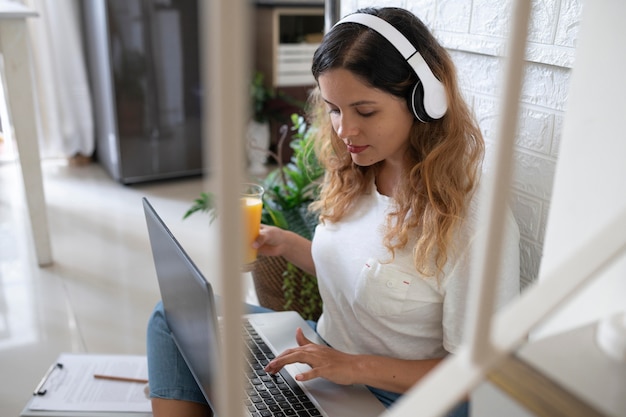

{"left": 20, "top": 410, "right": 152, "bottom": 417}
{"left": 20, "top": 353, "right": 152, "bottom": 417}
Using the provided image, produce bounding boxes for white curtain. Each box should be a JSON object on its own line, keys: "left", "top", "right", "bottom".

{"left": 22, "top": 0, "right": 94, "bottom": 159}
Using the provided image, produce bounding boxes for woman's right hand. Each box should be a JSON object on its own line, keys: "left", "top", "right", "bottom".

{"left": 252, "top": 225, "right": 289, "bottom": 257}
{"left": 252, "top": 225, "right": 316, "bottom": 276}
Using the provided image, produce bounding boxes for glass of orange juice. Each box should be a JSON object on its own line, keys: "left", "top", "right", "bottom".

{"left": 241, "top": 183, "right": 264, "bottom": 267}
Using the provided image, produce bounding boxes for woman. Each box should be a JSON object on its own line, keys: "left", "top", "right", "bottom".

{"left": 147, "top": 7, "right": 520, "bottom": 417}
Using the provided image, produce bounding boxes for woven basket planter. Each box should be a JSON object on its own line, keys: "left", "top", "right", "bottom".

{"left": 251, "top": 255, "right": 323, "bottom": 321}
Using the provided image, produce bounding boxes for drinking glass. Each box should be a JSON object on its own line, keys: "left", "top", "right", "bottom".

{"left": 241, "top": 183, "right": 264, "bottom": 267}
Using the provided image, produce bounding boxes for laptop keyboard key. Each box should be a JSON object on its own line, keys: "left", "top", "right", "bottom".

{"left": 243, "top": 319, "right": 323, "bottom": 417}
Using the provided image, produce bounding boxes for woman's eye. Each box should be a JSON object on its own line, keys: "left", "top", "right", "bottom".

{"left": 358, "top": 110, "right": 375, "bottom": 117}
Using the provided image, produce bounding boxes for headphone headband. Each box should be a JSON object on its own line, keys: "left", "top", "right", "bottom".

{"left": 332, "top": 13, "right": 448, "bottom": 121}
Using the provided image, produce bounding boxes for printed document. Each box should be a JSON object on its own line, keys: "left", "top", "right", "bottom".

{"left": 28, "top": 353, "right": 151, "bottom": 413}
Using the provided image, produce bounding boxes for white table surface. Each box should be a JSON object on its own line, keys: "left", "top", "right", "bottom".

{"left": 0, "top": 0, "right": 37, "bottom": 18}
{"left": 0, "top": 0, "right": 52, "bottom": 266}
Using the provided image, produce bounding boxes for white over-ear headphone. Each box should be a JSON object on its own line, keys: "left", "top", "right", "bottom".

{"left": 332, "top": 13, "right": 448, "bottom": 122}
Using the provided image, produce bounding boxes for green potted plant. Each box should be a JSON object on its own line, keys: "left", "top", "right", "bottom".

{"left": 247, "top": 71, "right": 307, "bottom": 174}
{"left": 184, "top": 114, "right": 324, "bottom": 320}
{"left": 247, "top": 71, "right": 275, "bottom": 174}
{"left": 250, "top": 71, "right": 274, "bottom": 124}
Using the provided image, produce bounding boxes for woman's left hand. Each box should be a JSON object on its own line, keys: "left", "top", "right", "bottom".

{"left": 264, "top": 328, "right": 357, "bottom": 385}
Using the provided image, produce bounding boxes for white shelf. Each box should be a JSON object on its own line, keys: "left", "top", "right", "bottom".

{"left": 517, "top": 321, "right": 626, "bottom": 417}
{"left": 254, "top": 6, "right": 323, "bottom": 88}
{"left": 276, "top": 43, "right": 318, "bottom": 86}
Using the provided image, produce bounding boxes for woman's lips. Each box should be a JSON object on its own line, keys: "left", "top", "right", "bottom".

{"left": 347, "top": 144, "right": 369, "bottom": 154}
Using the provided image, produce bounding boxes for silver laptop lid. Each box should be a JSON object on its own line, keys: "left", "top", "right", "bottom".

{"left": 143, "top": 197, "right": 220, "bottom": 409}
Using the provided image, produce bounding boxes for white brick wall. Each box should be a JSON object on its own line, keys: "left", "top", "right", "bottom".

{"left": 342, "top": 0, "right": 582, "bottom": 289}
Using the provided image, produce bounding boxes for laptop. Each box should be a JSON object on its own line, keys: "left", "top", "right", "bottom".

{"left": 142, "top": 197, "right": 386, "bottom": 417}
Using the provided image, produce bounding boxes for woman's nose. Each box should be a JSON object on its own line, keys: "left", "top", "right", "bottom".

{"left": 335, "top": 113, "right": 358, "bottom": 138}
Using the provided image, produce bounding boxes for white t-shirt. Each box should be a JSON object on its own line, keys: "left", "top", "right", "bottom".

{"left": 312, "top": 181, "right": 520, "bottom": 360}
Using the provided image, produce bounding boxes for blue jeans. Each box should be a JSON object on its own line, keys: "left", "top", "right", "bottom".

{"left": 146, "top": 301, "right": 469, "bottom": 416}
{"left": 146, "top": 301, "right": 291, "bottom": 405}
{"left": 146, "top": 300, "right": 208, "bottom": 405}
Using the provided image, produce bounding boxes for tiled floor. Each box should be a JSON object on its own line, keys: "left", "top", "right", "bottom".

{"left": 0, "top": 158, "right": 257, "bottom": 416}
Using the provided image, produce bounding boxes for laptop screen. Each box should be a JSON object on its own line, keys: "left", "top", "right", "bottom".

{"left": 143, "top": 197, "right": 220, "bottom": 409}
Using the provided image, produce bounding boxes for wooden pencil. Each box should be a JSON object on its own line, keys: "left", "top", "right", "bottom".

{"left": 94, "top": 374, "right": 148, "bottom": 384}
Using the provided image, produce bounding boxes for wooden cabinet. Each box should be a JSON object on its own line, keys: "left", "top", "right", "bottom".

{"left": 254, "top": 6, "right": 324, "bottom": 88}
{"left": 253, "top": 4, "right": 324, "bottom": 162}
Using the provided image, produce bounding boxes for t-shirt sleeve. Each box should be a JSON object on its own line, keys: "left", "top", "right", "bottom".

{"left": 442, "top": 207, "right": 521, "bottom": 354}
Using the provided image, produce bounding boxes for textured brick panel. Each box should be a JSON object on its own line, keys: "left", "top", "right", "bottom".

{"left": 340, "top": 0, "right": 357, "bottom": 17}
{"left": 527, "top": 0, "right": 559, "bottom": 44}
{"left": 516, "top": 106, "right": 554, "bottom": 154}
{"left": 520, "top": 275, "right": 536, "bottom": 292}
{"left": 511, "top": 192, "right": 542, "bottom": 240}
{"left": 451, "top": 52, "right": 503, "bottom": 96}
{"left": 512, "top": 151, "right": 557, "bottom": 201}
{"left": 519, "top": 238, "right": 542, "bottom": 286}
{"left": 471, "top": 0, "right": 513, "bottom": 39}
{"left": 539, "top": 201, "right": 550, "bottom": 247}
{"left": 555, "top": 0, "right": 583, "bottom": 48}
{"left": 551, "top": 113, "right": 564, "bottom": 157}
{"left": 407, "top": 0, "right": 437, "bottom": 24}
{"left": 435, "top": 0, "right": 471, "bottom": 33}
{"left": 470, "top": 0, "right": 559, "bottom": 43}
{"left": 352, "top": 0, "right": 405, "bottom": 11}
{"left": 520, "top": 64, "right": 571, "bottom": 111}
{"left": 473, "top": 96, "right": 500, "bottom": 144}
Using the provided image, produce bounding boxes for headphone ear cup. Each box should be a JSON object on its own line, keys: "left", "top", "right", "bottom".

{"left": 409, "top": 81, "right": 434, "bottom": 123}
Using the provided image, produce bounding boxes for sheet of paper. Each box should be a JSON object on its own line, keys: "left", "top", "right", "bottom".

{"left": 28, "top": 353, "right": 151, "bottom": 412}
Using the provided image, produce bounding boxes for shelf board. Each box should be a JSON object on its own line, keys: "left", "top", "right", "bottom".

{"left": 487, "top": 322, "right": 626, "bottom": 417}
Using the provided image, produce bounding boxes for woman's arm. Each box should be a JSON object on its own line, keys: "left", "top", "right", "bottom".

{"left": 353, "top": 353, "right": 442, "bottom": 394}
{"left": 253, "top": 225, "right": 316, "bottom": 276}
{"left": 264, "top": 328, "right": 444, "bottom": 394}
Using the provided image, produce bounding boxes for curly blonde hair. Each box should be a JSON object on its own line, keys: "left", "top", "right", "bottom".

{"left": 308, "top": 7, "right": 484, "bottom": 279}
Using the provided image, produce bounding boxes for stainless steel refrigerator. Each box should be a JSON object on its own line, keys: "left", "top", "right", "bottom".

{"left": 82, "top": 0, "right": 203, "bottom": 184}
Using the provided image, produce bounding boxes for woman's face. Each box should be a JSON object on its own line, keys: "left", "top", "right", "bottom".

{"left": 318, "top": 68, "right": 415, "bottom": 168}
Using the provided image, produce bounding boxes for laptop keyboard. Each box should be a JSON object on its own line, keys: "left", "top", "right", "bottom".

{"left": 243, "top": 320, "right": 322, "bottom": 417}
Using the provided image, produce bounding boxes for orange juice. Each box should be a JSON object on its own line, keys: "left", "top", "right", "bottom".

{"left": 241, "top": 195, "right": 263, "bottom": 265}
{"left": 241, "top": 183, "right": 264, "bottom": 266}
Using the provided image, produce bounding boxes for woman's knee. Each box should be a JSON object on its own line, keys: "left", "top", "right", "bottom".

{"left": 147, "top": 301, "right": 169, "bottom": 338}
{"left": 151, "top": 397, "right": 213, "bottom": 417}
